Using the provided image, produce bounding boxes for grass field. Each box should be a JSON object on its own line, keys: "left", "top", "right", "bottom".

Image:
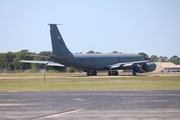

{"left": 0, "top": 72, "right": 180, "bottom": 91}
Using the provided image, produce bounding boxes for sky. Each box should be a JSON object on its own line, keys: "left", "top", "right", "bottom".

{"left": 0, "top": 0, "right": 180, "bottom": 58}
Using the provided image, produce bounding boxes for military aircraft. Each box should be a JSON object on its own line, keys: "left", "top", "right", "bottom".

{"left": 19, "top": 24, "right": 156, "bottom": 76}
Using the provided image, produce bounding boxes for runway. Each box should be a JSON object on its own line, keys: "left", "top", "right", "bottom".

{"left": 0, "top": 91, "right": 180, "bottom": 120}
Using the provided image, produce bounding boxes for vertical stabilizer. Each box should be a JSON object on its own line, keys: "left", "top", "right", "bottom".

{"left": 48, "top": 24, "right": 72, "bottom": 56}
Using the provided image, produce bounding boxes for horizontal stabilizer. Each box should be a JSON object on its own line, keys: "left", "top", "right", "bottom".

{"left": 19, "top": 60, "right": 64, "bottom": 67}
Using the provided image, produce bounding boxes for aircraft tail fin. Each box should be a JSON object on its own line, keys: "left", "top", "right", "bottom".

{"left": 48, "top": 24, "right": 72, "bottom": 56}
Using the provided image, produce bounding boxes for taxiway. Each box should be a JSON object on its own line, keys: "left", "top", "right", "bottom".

{"left": 0, "top": 91, "right": 180, "bottom": 120}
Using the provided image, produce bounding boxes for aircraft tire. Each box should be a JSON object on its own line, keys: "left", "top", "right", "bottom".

{"left": 108, "top": 71, "right": 112, "bottom": 76}
{"left": 132, "top": 71, "right": 137, "bottom": 76}
{"left": 87, "top": 71, "right": 90, "bottom": 76}
{"left": 93, "top": 71, "right": 97, "bottom": 76}
{"left": 87, "top": 71, "right": 97, "bottom": 76}
{"left": 108, "top": 70, "right": 118, "bottom": 76}
{"left": 115, "top": 71, "right": 119, "bottom": 76}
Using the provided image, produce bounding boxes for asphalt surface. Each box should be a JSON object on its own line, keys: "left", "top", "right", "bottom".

{"left": 0, "top": 91, "right": 180, "bottom": 120}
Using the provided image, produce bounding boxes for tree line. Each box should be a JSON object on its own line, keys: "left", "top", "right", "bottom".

{"left": 0, "top": 50, "right": 179, "bottom": 72}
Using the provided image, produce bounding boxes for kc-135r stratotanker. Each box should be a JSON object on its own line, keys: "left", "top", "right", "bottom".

{"left": 20, "top": 24, "right": 156, "bottom": 76}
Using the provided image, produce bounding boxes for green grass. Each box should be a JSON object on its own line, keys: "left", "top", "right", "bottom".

{"left": 0, "top": 73, "right": 180, "bottom": 91}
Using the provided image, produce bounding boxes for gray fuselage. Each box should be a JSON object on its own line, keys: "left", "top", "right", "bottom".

{"left": 52, "top": 54, "right": 144, "bottom": 71}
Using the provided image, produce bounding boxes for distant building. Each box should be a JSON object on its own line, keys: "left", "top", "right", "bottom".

{"left": 154, "top": 62, "right": 180, "bottom": 73}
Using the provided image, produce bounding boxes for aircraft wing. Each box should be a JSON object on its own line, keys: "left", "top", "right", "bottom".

{"left": 108, "top": 60, "right": 151, "bottom": 69}
{"left": 19, "top": 60, "right": 64, "bottom": 67}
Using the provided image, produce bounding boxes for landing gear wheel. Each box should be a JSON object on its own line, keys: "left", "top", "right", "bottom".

{"left": 93, "top": 71, "right": 97, "bottom": 76}
{"left": 108, "top": 70, "right": 119, "bottom": 76}
{"left": 115, "top": 71, "right": 119, "bottom": 76}
{"left": 108, "top": 71, "right": 112, "bottom": 76}
{"left": 87, "top": 71, "right": 97, "bottom": 76}
{"left": 132, "top": 71, "right": 137, "bottom": 76}
{"left": 87, "top": 71, "right": 90, "bottom": 76}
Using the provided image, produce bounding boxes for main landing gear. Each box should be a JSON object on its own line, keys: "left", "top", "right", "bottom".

{"left": 86, "top": 70, "right": 119, "bottom": 76}
{"left": 108, "top": 70, "right": 119, "bottom": 76}
{"left": 132, "top": 71, "right": 137, "bottom": 76}
{"left": 87, "top": 71, "right": 97, "bottom": 76}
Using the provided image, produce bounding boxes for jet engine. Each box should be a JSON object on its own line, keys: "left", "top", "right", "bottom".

{"left": 142, "top": 62, "right": 156, "bottom": 72}
{"left": 133, "top": 65, "right": 144, "bottom": 73}
{"left": 133, "top": 62, "right": 156, "bottom": 73}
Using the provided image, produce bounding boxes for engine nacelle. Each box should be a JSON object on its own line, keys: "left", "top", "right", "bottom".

{"left": 133, "top": 62, "right": 156, "bottom": 73}
{"left": 142, "top": 62, "right": 156, "bottom": 72}
{"left": 133, "top": 65, "right": 145, "bottom": 73}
